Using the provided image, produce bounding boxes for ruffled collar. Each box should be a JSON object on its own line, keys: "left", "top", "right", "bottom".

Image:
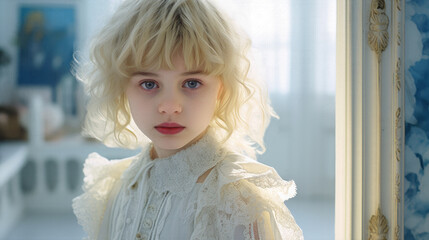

{"left": 122, "top": 129, "right": 225, "bottom": 197}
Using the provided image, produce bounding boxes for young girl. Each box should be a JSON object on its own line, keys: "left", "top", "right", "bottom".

{"left": 72, "top": 0, "right": 303, "bottom": 239}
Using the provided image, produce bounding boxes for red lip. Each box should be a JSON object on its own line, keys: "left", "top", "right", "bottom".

{"left": 155, "top": 122, "right": 185, "bottom": 135}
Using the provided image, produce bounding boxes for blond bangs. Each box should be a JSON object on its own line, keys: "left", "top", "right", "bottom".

{"left": 115, "top": 0, "right": 231, "bottom": 76}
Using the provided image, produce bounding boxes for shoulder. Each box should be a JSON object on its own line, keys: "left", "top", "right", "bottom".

{"left": 80, "top": 152, "right": 137, "bottom": 190}
{"left": 214, "top": 151, "right": 297, "bottom": 205}
{"left": 215, "top": 151, "right": 297, "bottom": 201}
{"left": 72, "top": 152, "right": 140, "bottom": 240}
{"left": 195, "top": 151, "right": 303, "bottom": 239}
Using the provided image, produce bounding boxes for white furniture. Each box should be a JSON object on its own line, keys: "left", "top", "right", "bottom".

{"left": 0, "top": 136, "right": 139, "bottom": 240}
{"left": 0, "top": 142, "right": 27, "bottom": 238}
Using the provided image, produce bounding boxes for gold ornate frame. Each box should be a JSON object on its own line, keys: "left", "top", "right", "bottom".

{"left": 336, "top": 0, "right": 405, "bottom": 239}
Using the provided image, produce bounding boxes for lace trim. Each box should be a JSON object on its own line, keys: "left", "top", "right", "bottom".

{"left": 191, "top": 153, "right": 303, "bottom": 240}
{"left": 149, "top": 130, "right": 224, "bottom": 197}
{"left": 122, "top": 129, "right": 225, "bottom": 197}
{"left": 72, "top": 153, "right": 134, "bottom": 240}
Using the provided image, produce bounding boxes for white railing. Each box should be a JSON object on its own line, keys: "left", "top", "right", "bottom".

{"left": 22, "top": 136, "right": 140, "bottom": 213}
{"left": 0, "top": 142, "right": 27, "bottom": 238}
{"left": 0, "top": 135, "right": 139, "bottom": 239}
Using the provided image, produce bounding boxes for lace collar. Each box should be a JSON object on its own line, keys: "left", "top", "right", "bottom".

{"left": 123, "top": 129, "right": 224, "bottom": 197}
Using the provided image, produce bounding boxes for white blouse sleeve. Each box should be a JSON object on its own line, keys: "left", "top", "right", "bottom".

{"left": 193, "top": 153, "right": 304, "bottom": 240}
{"left": 233, "top": 210, "right": 299, "bottom": 240}
{"left": 233, "top": 222, "right": 262, "bottom": 240}
{"left": 222, "top": 179, "right": 303, "bottom": 240}
{"left": 72, "top": 153, "right": 133, "bottom": 240}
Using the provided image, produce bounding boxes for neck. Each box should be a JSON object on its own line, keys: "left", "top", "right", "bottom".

{"left": 151, "top": 128, "right": 209, "bottom": 159}
{"left": 150, "top": 147, "right": 178, "bottom": 159}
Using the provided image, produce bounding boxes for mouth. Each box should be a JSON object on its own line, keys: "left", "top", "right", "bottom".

{"left": 154, "top": 122, "right": 185, "bottom": 135}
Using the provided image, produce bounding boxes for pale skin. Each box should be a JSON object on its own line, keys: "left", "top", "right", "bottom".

{"left": 126, "top": 54, "right": 221, "bottom": 159}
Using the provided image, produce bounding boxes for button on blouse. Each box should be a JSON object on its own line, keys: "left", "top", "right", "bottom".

{"left": 110, "top": 177, "right": 202, "bottom": 240}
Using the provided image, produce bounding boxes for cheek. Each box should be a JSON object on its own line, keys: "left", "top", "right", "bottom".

{"left": 127, "top": 92, "right": 149, "bottom": 121}
{"left": 194, "top": 91, "right": 219, "bottom": 118}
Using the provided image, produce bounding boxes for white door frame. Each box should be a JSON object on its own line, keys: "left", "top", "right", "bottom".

{"left": 336, "top": 0, "right": 405, "bottom": 239}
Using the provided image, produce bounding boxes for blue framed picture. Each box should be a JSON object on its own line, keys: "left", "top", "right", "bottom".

{"left": 17, "top": 5, "right": 76, "bottom": 90}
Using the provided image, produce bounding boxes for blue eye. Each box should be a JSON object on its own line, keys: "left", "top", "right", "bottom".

{"left": 183, "top": 80, "right": 201, "bottom": 89}
{"left": 141, "top": 81, "right": 158, "bottom": 90}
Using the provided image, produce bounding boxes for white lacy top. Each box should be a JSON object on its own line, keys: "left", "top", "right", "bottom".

{"left": 72, "top": 132, "right": 303, "bottom": 240}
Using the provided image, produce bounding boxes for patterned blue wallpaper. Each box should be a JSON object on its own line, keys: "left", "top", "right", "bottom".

{"left": 404, "top": 0, "right": 429, "bottom": 239}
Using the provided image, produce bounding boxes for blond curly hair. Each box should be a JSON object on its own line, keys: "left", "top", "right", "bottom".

{"left": 77, "top": 0, "right": 276, "bottom": 157}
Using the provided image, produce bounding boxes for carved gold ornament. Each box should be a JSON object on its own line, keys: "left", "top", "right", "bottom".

{"left": 395, "top": 173, "right": 401, "bottom": 202}
{"left": 395, "top": 59, "right": 401, "bottom": 91}
{"left": 369, "top": 207, "right": 389, "bottom": 240}
{"left": 368, "top": 0, "right": 389, "bottom": 60}
{"left": 395, "top": 108, "right": 402, "bottom": 162}
{"left": 395, "top": 225, "right": 400, "bottom": 240}
{"left": 392, "top": 0, "right": 403, "bottom": 238}
{"left": 397, "top": 22, "right": 401, "bottom": 46}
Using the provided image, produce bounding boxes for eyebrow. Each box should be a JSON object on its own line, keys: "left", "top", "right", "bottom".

{"left": 132, "top": 70, "right": 204, "bottom": 77}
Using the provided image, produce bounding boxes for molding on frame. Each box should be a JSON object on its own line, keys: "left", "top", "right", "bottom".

{"left": 367, "top": 0, "right": 389, "bottom": 239}
{"left": 390, "top": 0, "right": 405, "bottom": 238}
{"left": 335, "top": 0, "right": 405, "bottom": 239}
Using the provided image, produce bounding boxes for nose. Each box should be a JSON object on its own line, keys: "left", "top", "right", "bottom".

{"left": 158, "top": 92, "right": 182, "bottom": 114}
